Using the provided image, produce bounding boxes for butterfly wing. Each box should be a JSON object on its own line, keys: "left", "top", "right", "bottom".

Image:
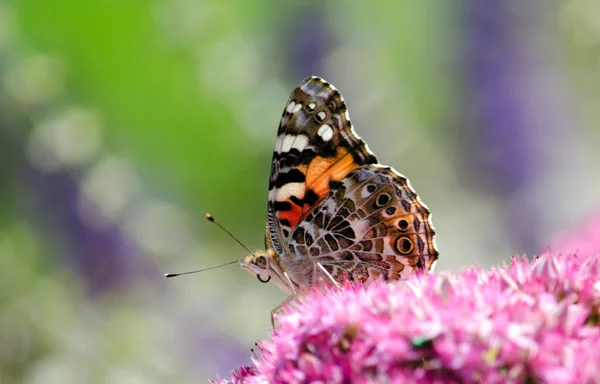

{"left": 266, "top": 77, "right": 377, "bottom": 255}
{"left": 288, "top": 165, "right": 439, "bottom": 282}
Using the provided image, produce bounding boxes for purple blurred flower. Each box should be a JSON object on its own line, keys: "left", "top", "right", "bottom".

{"left": 22, "top": 167, "right": 148, "bottom": 296}
{"left": 282, "top": 6, "right": 331, "bottom": 80}
{"left": 216, "top": 250, "right": 600, "bottom": 383}
{"left": 460, "top": 0, "right": 554, "bottom": 256}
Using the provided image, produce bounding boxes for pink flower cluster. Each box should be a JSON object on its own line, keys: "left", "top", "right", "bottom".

{"left": 215, "top": 250, "right": 600, "bottom": 384}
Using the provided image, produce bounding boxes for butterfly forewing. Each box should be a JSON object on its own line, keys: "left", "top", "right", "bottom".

{"left": 267, "top": 77, "right": 377, "bottom": 254}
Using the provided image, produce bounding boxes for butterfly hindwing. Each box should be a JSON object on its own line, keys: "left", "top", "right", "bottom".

{"left": 266, "top": 77, "right": 377, "bottom": 254}
{"left": 286, "top": 165, "right": 438, "bottom": 284}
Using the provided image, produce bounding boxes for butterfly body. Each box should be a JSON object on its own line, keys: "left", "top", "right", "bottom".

{"left": 239, "top": 76, "right": 438, "bottom": 298}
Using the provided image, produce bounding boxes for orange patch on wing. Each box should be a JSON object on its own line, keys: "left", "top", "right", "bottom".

{"left": 276, "top": 149, "right": 360, "bottom": 231}
{"left": 305, "top": 148, "right": 359, "bottom": 198}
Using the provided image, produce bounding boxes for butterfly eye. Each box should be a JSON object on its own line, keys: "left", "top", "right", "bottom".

{"left": 255, "top": 255, "right": 267, "bottom": 268}
{"left": 315, "top": 111, "right": 327, "bottom": 123}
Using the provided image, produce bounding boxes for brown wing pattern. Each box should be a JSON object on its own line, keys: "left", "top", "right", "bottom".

{"left": 284, "top": 165, "right": 439, "bottom": 283}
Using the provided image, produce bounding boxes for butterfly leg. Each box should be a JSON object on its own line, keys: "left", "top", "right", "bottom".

{"left": 271, "top": 295, "right": 294, "bottom": 327}
{"left": 283, "top": 271, "right": 298, "bottom": 296}
{"left": 269, "top": 271, "right": 298, "bottom": 328}
{"left": 314, "top": 261, "right": 340, "bottom": 288}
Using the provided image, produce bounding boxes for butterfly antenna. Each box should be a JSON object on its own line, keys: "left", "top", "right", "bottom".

{"left": 163, "top": 213, "right": 253, "bottom": 278}
{"left": 204, "top": 213, "right": 254, "bottom": 255}
{"left": 164, "top": 259, "right": 239, "bottom": 278}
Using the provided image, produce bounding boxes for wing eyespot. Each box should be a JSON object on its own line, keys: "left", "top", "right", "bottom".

{"left": 375, "top": 192, "right": 391, "bottom": 208}
{"left": 395, "top": 236, "right": 414, "bottom": 255}
{"left": 398, "top": 219, "right": 410, "bottom": 232}
{"left": 315, "top": 111, "right": 327, "bottom": 123}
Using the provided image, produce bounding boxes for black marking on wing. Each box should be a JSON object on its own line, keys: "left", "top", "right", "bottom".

{"left": 272, "top": 149, "right": 318, "bottom": 168}
{"left": 329, "top": 180, "right": 343, "bottom": 190}
{"left": 273, "top": 201, "right": 292, "bottom": 211}
{"left": 274, "top": 169, "right": 306, "bottom": 188}
{"left": 303, "top": 189, "right": 319, "bottom": 205}
{"left": 290, "top": 196, "right": 303, "bottom": 206}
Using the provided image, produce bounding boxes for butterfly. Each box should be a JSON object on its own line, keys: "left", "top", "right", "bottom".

{"left": 239, "top": 76, "right": 439, "bottom": 318}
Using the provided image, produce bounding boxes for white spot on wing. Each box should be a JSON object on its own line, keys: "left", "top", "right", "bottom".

{"left": 277, "top": 182, "right": 305, "bottom": 201}
{"left": 291, "top": 135, "right": 309, "bottom": 151}
{"left": 361, "top": 186, "right": 372, "bottom": 199}
{"left": 280, "top": 134, "right": 295, "bottom": 153}
{"left": 292, "top": 103, "right": 302, "bottom": 113}
{"left": 286, "top": 101, "right": 296, "bottom": 113}
{"left": 318, "top": 89, "right": 330, "bottom": 98}
{"left": 316, "top": 111, "right": 326, "bottom": 121}
{"left": 307, "top": 102, "right": 316, "bottom": 111}
{"left": 317, "top": 124, "right": 334, "bottom": 141}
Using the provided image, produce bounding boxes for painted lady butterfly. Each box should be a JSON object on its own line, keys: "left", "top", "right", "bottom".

{"left": 239, "top": 77, "right": 439, "bottom": 315}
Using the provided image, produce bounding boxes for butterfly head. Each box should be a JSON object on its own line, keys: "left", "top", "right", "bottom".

{"left": 239, "top": 249, "right": 295, "bottom": 293}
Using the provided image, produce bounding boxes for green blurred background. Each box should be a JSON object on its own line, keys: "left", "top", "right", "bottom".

{"left": 1, "top": 0, "right": 599, "bottom": 382}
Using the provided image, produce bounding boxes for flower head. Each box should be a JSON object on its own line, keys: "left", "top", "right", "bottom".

{"left": 216, "top": 251, "right": 600, "bottom": 383}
